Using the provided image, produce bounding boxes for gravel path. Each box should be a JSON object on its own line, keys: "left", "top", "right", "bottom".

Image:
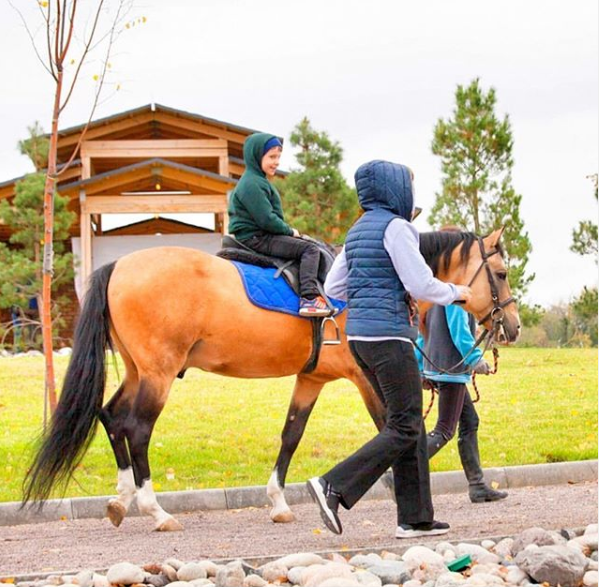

{"left": 1, "top": 481, "right": 596, "bottom": 577}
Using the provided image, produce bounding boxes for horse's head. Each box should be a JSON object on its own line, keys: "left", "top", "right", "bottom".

{"left": 420, "top": 228, "right": 521, "bottom": 344}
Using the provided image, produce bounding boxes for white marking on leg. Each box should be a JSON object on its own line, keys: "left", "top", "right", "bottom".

{"left": 267, "top": 470, "right": 294, "bottom": 522}
{"left": 136, "top": 478, "right": 175, "bottom": 528}
{"left": 113, "top": 467, "right": 136, "bottom": 511}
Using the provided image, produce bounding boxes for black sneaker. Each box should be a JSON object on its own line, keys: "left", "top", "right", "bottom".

{"left": 395, "top": 520, "right": 450, "bottom": 539}
{"left": 306, "top": 477, "right": 343, "bottom": 535}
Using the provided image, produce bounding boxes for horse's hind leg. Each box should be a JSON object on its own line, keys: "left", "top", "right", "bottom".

{"left": 267, "top": 374, "right": 326, "bottom": 523}
{"left": 123, "top": 372, "right": 182, "bottom": 531}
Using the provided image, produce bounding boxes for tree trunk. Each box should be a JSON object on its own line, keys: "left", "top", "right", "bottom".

{"left": 41, "top": 67, "right": 64, "bottom": 415}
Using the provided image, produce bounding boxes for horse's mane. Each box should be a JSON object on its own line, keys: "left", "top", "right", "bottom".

{"left": 419, "top": 231, "right": 504, "bottom": 276}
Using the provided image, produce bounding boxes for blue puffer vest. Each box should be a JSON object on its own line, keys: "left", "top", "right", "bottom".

{"left": 345, "top": 160, "right": 419, "bottom": 340}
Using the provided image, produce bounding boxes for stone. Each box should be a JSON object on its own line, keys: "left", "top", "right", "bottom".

{"left": 165, "top": 582, "right": 192, "bottom": 587}
{"left": 402, "top": 581, "right": 423, "bottom": 587}
{"left": 505, "top": 566, "right": 528, "bottom": 584}
{"left": 92, "top": 574, "right": 109, "bottom": 587}
{"left": 365, "top": 561, "right": 411, "bottom": 585}
{"left": 403, "top": 546, "right": 447, "bottom": 582}
{"left": 435, "top": 542, "right": 458, "bottom": 556}
{"left": 161, "top": 564, "right": 179, "bottom": 582}
{"left": 481, "top": 540, "right": 496, "bottom": 550}
{"left": 443, "top": 550, "right": 457, "bottom": 563}
{"left": 74, "top": 570, "right": 94, "bottom": 587}
{"left": 214, "top": 561, "right": 246, "bottom": 587}
{"left": 464, "top": 574, "right": 504, "bottom": 586}
{"left": 435, "top": 572, "right": 466, "bottom": 585}
{"left": 586, "top": 525, "right": 599, "bottom": 536}
{"left": 189, "top": 581, "right": 213, "bottom": 587}
{"left": 106, "top": 563, "right": 145, "bottom": 586}
{"left": 164, "top": 559, "right": 186, "bottom": 571}
{"left": 242, "top": 575, "right": 266, "bottom": 587}
{"left": 177, "top": 563, "right": 208, "bottom": 582}
{"left": 354, "top": 569, "right": 383, "bottom": 586}
{"left": 456, "top": 543, "right": 500, "bottom": 564}
{"left": 493, "top": 538, "right": 515, "bottom": 559}
{"left": 514, "top": 544, "right": 588, "bottom": 586}
{"left": 275, "top": 553, "right": 326, "bottom": 567}
{"left": 197, "top": 562, "right": 220, "bottom": 578}
{"left": 302, "top": 562, "right": 355, "bottom": 587}
{"left": 318, "top": 580, "right": 360, "bottom": 587}
{"left": 287, "top": 566, "right": 306, "bottom": 585}
{"left": 349, "top": 554, "right": 383, "bottom": 568}
{"left": 145, "top": 574, "right": 169, "bottom": 587}
{"left": 512, "top": 527, "right": 566, "bottom": 554}
{"left": 573, "top": 533, "right": 599, "bottom": 552}
{"left": 257, "top": 562, "right": 287, "bottom": 583}
{"left": 584, "top": 570, "right": 599, "bottom": 587}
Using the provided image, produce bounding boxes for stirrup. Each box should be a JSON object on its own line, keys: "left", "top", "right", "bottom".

{"left": 321, "top": 316, "right": 341, "bottom": 345}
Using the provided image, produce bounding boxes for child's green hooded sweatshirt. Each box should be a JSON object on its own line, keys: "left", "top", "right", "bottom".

{"left": 228, "top": 133, "right": 293, "bottom": 241}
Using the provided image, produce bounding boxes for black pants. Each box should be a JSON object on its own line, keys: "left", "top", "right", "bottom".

{"left": 432, "top": 382, "right": 480, "bottom": 441}
{"left": 324, "top": 340, "right": 433, "bottom": 526}
{"left": 241, "top": 234, "right": 321, "bottom": 299}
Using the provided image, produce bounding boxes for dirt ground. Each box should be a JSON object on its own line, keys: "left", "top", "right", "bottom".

{"left": 1, "top": 482, "right": 597, "bottom": 578}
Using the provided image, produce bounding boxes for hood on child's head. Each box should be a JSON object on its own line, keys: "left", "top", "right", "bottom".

{"left": 354, "top": 160, "right": 414, "bottom": 221}
{"left": 243, "top": 133, "right": 283, "bottom": 176}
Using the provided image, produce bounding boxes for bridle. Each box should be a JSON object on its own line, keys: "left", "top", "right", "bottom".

{"left": 414, "top": 236, "right": 516, "bottom": 377}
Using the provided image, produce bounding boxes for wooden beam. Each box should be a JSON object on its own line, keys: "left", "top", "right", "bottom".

{"left": 81, "top": 139, "right": 228, "bottom": 159}
{"left": 153, "top": 112, "right": 248, "bottom": 145}
{"left": 82, "top": 194, "right": 227, "bottom": 214}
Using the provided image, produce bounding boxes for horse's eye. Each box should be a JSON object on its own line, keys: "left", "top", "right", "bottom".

{"left": 496, "top": 272, "right": 507, "bottom": 281}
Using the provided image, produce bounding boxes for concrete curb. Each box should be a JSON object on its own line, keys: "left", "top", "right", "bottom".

{"left": 2, "top": 459, "right": 596, "bottom": 527}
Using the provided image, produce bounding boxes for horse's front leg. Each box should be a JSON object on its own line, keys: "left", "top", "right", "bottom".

{"left": 267, "top": 374, "right": 325, "bottom": 523}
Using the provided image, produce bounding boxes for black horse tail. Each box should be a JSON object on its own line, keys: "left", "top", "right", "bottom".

{"left": 22, "top": 261, "right": 116, "bottom": 505}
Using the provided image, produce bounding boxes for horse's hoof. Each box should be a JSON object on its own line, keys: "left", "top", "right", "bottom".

{"left": 106, "top": 500, "right": 126, "bottom": 527}
{"left": 271, "top": 509, "right": 296, "bottom": 523}
{"left": 155, "top": 517, "right": 184, "bottom": 532}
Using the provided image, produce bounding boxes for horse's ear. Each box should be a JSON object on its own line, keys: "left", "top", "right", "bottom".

{"left": 485, "top": 226, "right": 505, "bottom": 248}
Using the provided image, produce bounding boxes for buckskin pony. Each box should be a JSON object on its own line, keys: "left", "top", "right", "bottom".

{"left": 23, "top": 228, "right": 520, "bottom": 531}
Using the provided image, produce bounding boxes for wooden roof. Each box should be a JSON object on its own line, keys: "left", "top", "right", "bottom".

{"left": 102, "top": 216, "right": 213, "bottom": 236}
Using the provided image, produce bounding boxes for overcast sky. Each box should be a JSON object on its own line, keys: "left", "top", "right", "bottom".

{"left": 1, "top": 0, "right": 597, "bottom": 306}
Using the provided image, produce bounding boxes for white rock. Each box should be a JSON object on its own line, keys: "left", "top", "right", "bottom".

{"left": 443, "top": 550, "right": 457, "bottom": 563}
{"left": 402, "top": 581, "right": 423, "bottom": 587}
{"left": 403, "top": 546, "right": 447, "bottom": 582}
{"left": 524, "top": 543, "right": 539, "bottom": 551}
{"left": 435, "top": 542, "right": 458, "bottom": 556}
{"left": 481, "top": 540, "right": 496, "bottom": 551}
{"left": 106, "top": 563, "right": 145, "bottom": 586}
{"left": 584, "top": 570, "right": 599, "bottom": 587}
{"left": 586, "top": 524, "right": 599, "bottom": 536}
{"left": 92, "top": 574, "right": 109, "bottom": 587}
{"left": 403, "top": 546, "right": 445, "bottom": 567}
{"left": 74, "top": 570, "right": 94, "bottom": 587}
{"left": 161, "top": 564, "right": 178, "bottom": 582}
{"left": 166, "top": 582, "right": 192, "bottom": 587}
{"left": 457, "top": 543, "right": 501, "bottom": 564}
{"left": 464, "top": 573, "right": 505, "bottom": 586}
{"left": 435, "top": 571, "right": 467, "bottom": 585}
{"left": 197, "top": 561, "right": 220, "bottom": 577}
{"left": 258, "top": 562, "right": 287, "bottom": 583}
{"left": 318, "top": 579, "right": 360, "bottom": 587}
{"left": 287, "top": 566, "right": 306, "bottom": 585}
{"left": 573, "top": 533, "right": 599, "bottom": 551}
{"left": 349, "top": 554, "right": 383, "bottom": 568}
{"left": 242, "top": 575, "right": 267, "bottom": 587}
{"left": 275, "top": 553, "right": 326, "bottom": 568}
{"left": 164, "top": 559, "right": 185, "bottom": 571}
{"left": 189, "top": 580, "right": 213, "bottom": 587}
{"left": 354, "top": 569, "right": 383, "bottom": 586}
{"left": 302, "top": 562, "right": 355, "bottom": 587}
{"left": 493, "top": 538, "right": 515, "bottom": 559}
{"left": 589, "top": 561, "right": 599, "bottom": 571}
{"left": 177, "top": 563, "right": 207, "bottom": 582}
{"left": 505, "top": 567, "right": 528, "bottom": 585}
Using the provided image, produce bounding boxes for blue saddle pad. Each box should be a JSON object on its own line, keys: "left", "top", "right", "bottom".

{"left": 232, "top": 261, "right": 346, "bottom": 317}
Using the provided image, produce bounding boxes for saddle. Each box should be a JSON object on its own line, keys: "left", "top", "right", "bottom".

{"left": 216, "top": 235, "right": 343, "bottom": 374}
{"left": 217, "top": 235, "right": 334, "bottom": 297}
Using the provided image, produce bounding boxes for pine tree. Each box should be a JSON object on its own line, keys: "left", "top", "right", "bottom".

{"left": 429, "top": 78, "right": 533, "bottom": 296}
{"left": 275, "top": 117, "right": 358, "bottom": 243}
{"left": 0, "top": 127, "right": 75, "bottom": 345}
{"left": 570, "top": 173, "right": 598, "bottom": 261}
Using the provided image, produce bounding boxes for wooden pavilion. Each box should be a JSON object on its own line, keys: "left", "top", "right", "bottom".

{"left": 0, "top": 104, "right": 284, "bottom": 337}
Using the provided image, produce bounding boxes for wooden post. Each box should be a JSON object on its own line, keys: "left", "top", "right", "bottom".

{"left": 79, "top": 189, "right": 93, "bottom": 297}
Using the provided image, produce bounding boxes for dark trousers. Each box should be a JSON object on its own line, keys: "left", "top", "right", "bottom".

{"left": 324, "top": 340, "right": 433, "bottom": 526}
{"left": 433, "top": 382, "right": 480, "bottom": 441}
{"left": 241, "top": 234, "right": 321, "bottom": 299}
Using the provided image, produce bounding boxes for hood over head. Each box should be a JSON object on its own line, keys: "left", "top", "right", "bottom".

{"left": 354, "top": 160, "right": 414, "bottom": 220}
{"left": 243, "top": 133, "right": 283, "bottom": 176}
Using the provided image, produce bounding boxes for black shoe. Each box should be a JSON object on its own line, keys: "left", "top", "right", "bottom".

{"left": 395, "top": 520, "right": 450, "bottom": 539}
{"left": 306, "top": 477, "right": 343, "bottom": 535}
{"left": 469, "top": 483, "right": 508, "bottom": 503}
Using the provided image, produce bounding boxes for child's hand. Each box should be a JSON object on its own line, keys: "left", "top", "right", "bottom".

{"left": 292, "top": 228, "right": 301, "bottom": 237}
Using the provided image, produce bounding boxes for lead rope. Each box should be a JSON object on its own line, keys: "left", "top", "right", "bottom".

{"left": 423, "top": 346, "right": 500, "bottom": 419}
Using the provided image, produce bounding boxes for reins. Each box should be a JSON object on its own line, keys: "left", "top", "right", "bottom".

{"left": 419, "top": 236, "right": 515, "bottom": 419}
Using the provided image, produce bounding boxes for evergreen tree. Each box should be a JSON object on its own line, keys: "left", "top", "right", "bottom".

{"left": 275, "top": 117, "right": 358, "bottom": 242}
{"left": 430, "top": 78, "right": 533, "bottom": 297}
{"left": 570, "top": 173, "right": 598, "bottom": 261}
{"left": 0, "top": 127, "right": 75, "bottom": 345}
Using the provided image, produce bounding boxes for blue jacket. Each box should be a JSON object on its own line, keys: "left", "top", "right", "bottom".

{"left": 345, "top": 160, "right": 418, "bottom": 339}
{"left": 415, "top": 305, "right": 483, "bottom": 383}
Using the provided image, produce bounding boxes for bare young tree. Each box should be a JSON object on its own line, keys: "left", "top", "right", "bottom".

{"left": 9, "top": 0, "right": 140, "bottom": 415}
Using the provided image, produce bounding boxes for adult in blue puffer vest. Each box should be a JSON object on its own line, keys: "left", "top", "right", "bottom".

{"left": 306, "top": 160, "right": 472, "bottom": 539}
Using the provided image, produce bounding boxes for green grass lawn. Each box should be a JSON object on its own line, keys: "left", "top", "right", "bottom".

{"left": 0, "top": 348, "right": 596, "bottom": 503}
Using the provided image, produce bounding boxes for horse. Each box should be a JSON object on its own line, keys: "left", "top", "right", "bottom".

{"left": 23, "top": 228, "right": 520, "bottom": 531}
